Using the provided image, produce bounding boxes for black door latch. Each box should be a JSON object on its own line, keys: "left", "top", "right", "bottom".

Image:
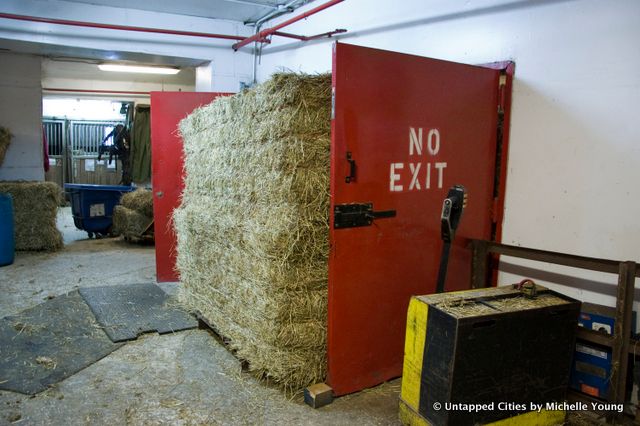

{"left": 334, "top": 203, "right": 396, "bottom": 229}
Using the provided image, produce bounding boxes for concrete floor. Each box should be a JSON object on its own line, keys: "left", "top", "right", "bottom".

{"left": 0, "top": 208, "right": 401, "bottom": 425}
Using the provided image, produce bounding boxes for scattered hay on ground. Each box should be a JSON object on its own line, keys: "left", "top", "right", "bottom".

{"left": 121, "top": 188, "right": 153, "bottom": 218}
{"left": 0, "top": 127, "right": 11, "bottom": 167}
{"left": 0, "top": 181, "right": 63, "bottom": 251}
{"left": 35, "top": 356, "right": 57, "bottom": 370}
{"left": 174, "top": 72, "right": 331, "bottom": 392}
{"left": 113, "top": 205, "right": 152, "bottom": 238}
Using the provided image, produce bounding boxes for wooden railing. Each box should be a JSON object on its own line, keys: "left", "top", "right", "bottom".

{"left": 469, "top": 239, "right": 638, "bottom": 422}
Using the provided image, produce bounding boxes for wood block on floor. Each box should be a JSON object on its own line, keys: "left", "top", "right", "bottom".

{"left": 304, "top": 383, "right": 334, "bottom": 409}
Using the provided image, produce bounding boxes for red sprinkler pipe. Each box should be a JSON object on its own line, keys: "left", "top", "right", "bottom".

{"left": 43, "top": 88, "right": 150, "bottom": 95}
{"left": 0, "top": 12, "right": 246, "bottom": 41}
{"left": 232, "top": 0, "right": 345, "bottom": 50}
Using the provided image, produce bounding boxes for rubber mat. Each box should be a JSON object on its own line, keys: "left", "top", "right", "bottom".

{"left": 79, "top": 284, "right": 197, "bottom": 342}
{"left": 0, "top": 291, "right": 122, "bottom": 395}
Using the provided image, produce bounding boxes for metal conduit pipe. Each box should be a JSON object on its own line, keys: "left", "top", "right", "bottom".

{"left": 271, "top": 28, "right": 346, "bottom": 41}
{"left": 250, "top": 0, "right": 307, "bottom": 83}
{"left": 251, "top": 0, "right": 308, "bottom": 26}
{"left": 223, "top": 0, "right": 278, "bottom": 9}
{"left": 233, "top": 0, "right": 345, "bottom": 50}
{"left": 251, "top": 25, "right": 261, "bottom": 84}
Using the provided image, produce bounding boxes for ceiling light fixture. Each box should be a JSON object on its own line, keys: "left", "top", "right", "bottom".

{"left": 98, "top": 64, "right": 180, "bottom": 75}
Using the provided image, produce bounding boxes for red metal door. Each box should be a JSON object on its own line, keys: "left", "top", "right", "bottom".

{"left": 151, "top": 92, "right": 229, "bottom": 282}
{"left": 328, "top": 43, "right": 504, "bottom": 395}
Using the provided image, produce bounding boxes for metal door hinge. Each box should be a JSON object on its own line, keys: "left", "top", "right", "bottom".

{"left": 334, "top": 203, "right": 396, "bottom": 229}
{"left": 497, "top": 72, "right": 507, "bottom": 113}
{"left": 331, "top": 87, "right": 336, "bottom": 120}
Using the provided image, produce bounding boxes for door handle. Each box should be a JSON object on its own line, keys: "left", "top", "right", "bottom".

{"left": 345, "top": 152, "right": 356, "bottom": 183}
{"left": 155, "top": 191, "right": 164, "bottom": 198}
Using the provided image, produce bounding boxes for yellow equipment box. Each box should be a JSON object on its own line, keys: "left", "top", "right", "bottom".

{"left": 400, "top": 285, "right": 580, "bottom": 426}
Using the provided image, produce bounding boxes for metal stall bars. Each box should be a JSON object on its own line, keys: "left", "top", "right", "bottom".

{"left": 44, "top": 119, "right": 125, "bottom": 186}
{"left": 43, "top": 118, "right": 66, "bottom": 187}
{"left": 470, "top": 239, "right": 639, "bottom": 423}
{"left": 69, "top": 120, "right": 126, "bottom": 185}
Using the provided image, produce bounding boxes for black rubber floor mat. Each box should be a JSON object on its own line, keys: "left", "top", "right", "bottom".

{"left": 0, "top": 291, "right": 122, "bottom": 395}
{"left": 78, "top": 284, "right": 197, "bottom": 342}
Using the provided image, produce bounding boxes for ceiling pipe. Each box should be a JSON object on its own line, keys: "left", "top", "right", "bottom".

{"left": 248, "top": 0, "right": 309, "bottom": 26}
{"left": 251, "top": 25, "right": 261, "bottom": 84}
{"left": 0, "top": 12, "right": 246, "bottom": 41}
{"left": 249, "top": 0, "right": 304, "bottom": 84}
{"left": 222, "top": 0, "right": 279, "bottom": 9}
{"left": 271, "top": 28, "right": 346, "bottom": 41}
{"left": 233, "top": 0, "right": 345, "bottom": 50}
{"left": 43, "top": 88, "right": 150, "bottom": 95}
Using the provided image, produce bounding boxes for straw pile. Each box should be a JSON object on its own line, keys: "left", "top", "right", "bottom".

{"left": 435, "top": 293, "right": 569, "bottom": 318}
{"left": 0, "top": 127, "right": 12, "bottom": 166}
{"left": 174, "top": 73, "right": 331, "bottom": 391}
{"left": 0, "top": 181, "right": 63, "bottom": 251}
{"left": 121, "top": 188, "right": 154, "bottom": 218}
{"left": 112, "top": 205, "right": 151, "bottom": 237}
{"left": 113, "top": 188, "right": 153, "bottom": 238}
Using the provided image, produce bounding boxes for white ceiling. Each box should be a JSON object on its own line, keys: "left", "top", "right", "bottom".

{"left": 0, "top": 0, "right": 315, "bottom": 86}
{"left": 0, "top": 39, "right": 207, "bottom": 68}
{"left": 42, "top": 57, "right": 197, "bottom": 86}
{"left": 60, "top": 0, "right": 304, "bottom": 24}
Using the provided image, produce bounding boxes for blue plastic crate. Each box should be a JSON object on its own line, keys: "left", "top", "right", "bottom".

{"left": 64, "top": 184, "right": 134, "bottom": 237}
{"left": 571, "top": 342, "right": 612, "bottom": 399}
{"left": 570, "top": 303, "right": 637, "bottom": 399}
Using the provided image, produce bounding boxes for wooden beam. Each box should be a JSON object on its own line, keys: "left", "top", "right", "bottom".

{"left": 609, "top": 261, "right": 636, "bottom": 420}
{"left": 470, "top": 240, "right": 489, "bottom": 288}
{"left": 479, "top": 241, "right": 640, "bottom": 277}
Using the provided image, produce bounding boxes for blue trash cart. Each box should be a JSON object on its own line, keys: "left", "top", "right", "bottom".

{"left": 64, "top": 184, "right": 134, "bottom": 238}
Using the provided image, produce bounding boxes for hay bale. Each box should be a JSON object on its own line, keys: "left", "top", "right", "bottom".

{"left": 120, "top": 188, "right": 153, "bottom": 218}
{"left": 113, "top": 205, "right": 152, "bottom": 237}
{"left": 0, "top": 181, "right": 62, "bottom": 251}
{"left": 174, "top": 73, "right": 331, "bottom": 391}
{"left": 0, "top": 127, "right": 12, "bottom": 167}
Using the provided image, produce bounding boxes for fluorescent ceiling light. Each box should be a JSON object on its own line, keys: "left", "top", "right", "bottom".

{"left": 98, "top": 64, "right": 180, "bottom": 75}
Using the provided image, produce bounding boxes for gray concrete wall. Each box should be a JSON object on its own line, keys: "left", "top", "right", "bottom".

{"left": 0, "top": 52, "right": 43, "bottom": 181}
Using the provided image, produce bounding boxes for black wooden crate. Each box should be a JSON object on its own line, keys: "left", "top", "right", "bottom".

{"left": 416, "top": 286, "right": 580, "bottom": 425}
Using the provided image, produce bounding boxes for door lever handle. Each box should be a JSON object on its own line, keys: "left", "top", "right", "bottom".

{"left": 345, "top": 152, "right": 356, "bottom": 183}
{"left": 366, "top": 210, "right": 396, "bottom": 220}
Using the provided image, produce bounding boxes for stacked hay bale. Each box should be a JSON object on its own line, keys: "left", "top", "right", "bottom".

{"left": 113, "top": 188, "right": 154, "bottom": 239}
{"left": 174, "top": 73, "right": 331, "bottom": 391}
{"left": 0, "top": 181, "right": 63, "bottom": 251}
{"left": 0, "top": 127, "right": 12, "bottom": 166}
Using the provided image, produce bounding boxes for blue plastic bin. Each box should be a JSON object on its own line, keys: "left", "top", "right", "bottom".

{"left": 0, "top": 193, "right": 15, "bottom": 266}
{"left": 64, "top": 184, "right": 134, "bottom": 238}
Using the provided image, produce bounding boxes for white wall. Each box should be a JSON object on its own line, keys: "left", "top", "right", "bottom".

{"left": 0, "top": 0, "right": 253, "bottom": 92}
{"left": 0, "top": 52, "right": 44, "bottom": 181}
{"left": 256, "top": 0, "right": 640, "bottom": 307}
